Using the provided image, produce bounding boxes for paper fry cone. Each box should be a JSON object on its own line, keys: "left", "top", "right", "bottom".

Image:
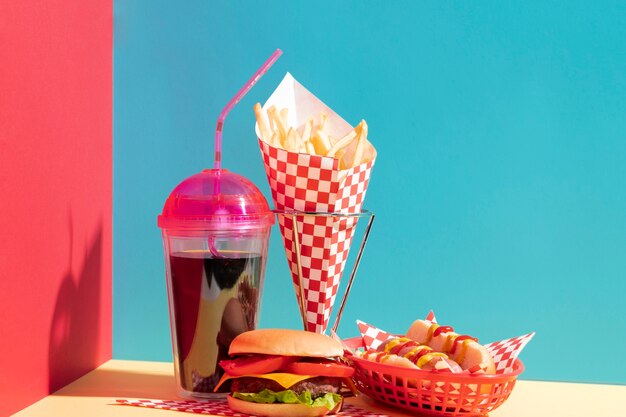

{"left": 257, "top": 73, "right": 376, "bottom": 333}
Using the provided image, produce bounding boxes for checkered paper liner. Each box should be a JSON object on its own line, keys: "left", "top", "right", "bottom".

{"left": 115, "top": 399, "right": 389, "bottom": 417}
{"left": 356, "top": 311, "right": 534, "bottom": 375}
{"left": 257, "top": 73, "right": 376, "bottom": 334}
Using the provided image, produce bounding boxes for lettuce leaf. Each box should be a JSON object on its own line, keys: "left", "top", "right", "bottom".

{"left": 233, "top": 389, "right": 342, "bottom": 410}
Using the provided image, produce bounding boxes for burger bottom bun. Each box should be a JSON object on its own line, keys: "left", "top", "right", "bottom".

{"left": 227, "top": 395, "right": 342, "bottom": 417}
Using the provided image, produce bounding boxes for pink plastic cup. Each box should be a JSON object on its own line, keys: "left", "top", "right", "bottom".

{"left": 158, "top": 169, "right": 274, "bottom": 398}
{"left": 158, "top": 49, "right": 280, "bottom": 398}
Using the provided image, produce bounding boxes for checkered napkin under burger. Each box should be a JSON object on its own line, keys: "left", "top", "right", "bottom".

{"left": 254, "top": 73, "right": 377, "bottom": 334}
{"left": 116, "top": 399, "right": 390, "bottom": 417}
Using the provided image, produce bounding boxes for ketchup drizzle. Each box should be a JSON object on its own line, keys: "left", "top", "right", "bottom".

{"left": 433, "top": 325, "right": 454, "bottom": 337}
{"left": 449, "top": 335, "right": 478, "bottom": 354}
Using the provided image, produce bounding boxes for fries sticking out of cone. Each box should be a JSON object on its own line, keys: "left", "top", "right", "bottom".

{"left": 255, "top": 104, "right": 375, "bottom": 169}
{"left": 254, "top": 73, "right": 377, "bottom": 334}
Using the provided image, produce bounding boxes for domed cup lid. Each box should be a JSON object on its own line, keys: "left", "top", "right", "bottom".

{"left": 158, "top": 169, "right": 274, "bottom": 230}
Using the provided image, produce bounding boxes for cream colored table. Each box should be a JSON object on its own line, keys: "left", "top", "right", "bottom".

{"left": 15, "top": 360, "right": 625, "bottom": 417}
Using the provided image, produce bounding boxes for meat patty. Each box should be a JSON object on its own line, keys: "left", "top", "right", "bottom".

{"left": 231, "top": 376, "right": 343, "bottom": 398}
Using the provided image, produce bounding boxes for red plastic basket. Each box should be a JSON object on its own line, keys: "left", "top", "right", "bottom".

{"left": 344, "top": 337, "right": 523, "bottom": 417}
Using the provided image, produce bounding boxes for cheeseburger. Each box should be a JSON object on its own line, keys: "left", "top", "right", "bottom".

{"left": 216, "top": 329, "right": 356, "bottom": 417}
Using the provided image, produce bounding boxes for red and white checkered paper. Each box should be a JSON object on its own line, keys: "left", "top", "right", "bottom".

{"left": 356, "top": 311, "right": 437, "bottom": 351}
{"left": 484, "top": 333, "right": 535, "bottom": 374}
{"left": 115, "top": 399, "right": 388, "bottom": 417}
{"left": 257, "top": 74, "right": 376, "bottom": 334}
{"left": 356, "top": 311, "right": 534, "bottom": 374}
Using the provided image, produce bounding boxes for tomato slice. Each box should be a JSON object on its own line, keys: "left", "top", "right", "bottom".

{"left": 282, "top": 358, "right": 355, "bottom": 378}
{"left": 219, "top": 355, "right": 299, "bottom": 376}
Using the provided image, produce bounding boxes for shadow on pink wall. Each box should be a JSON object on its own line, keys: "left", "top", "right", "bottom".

{"left": 48, "top": 212, "right": 104, "bottom": 393}
{"left": 0, "top": 1, "right": 112, "bottom": 414}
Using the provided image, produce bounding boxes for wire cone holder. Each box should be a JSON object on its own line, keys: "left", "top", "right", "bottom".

{"left": 274, "top": 210, "right": 375, "bottom": 334}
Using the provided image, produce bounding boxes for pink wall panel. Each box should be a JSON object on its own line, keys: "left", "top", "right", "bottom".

{"left": 0, "top": 1, "right": 112, "bottom": 415}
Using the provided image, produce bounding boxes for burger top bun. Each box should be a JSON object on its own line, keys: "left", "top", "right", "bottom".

{"left": 227, "top": 395, "right": 342, "bottom": 417}
{"left": 229, "top": 329, "right": 344, "bottom": 357}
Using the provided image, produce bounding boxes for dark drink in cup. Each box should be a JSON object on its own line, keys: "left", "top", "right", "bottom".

{"left": 169, "top": 250, "right": 262, "bottom": 393}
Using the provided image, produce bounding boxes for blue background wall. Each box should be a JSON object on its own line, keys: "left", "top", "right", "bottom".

{"left": 114, "top": 1, "right": 626, "bottom": 384}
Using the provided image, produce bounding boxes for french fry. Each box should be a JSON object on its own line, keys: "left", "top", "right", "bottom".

{"left": 311, "top": 130, "right": 332, "bottom": 155}
{"left": 294, "top": 130, "right": 307, "bottom": 153}
{"left": 286, "top": 128, "right": 304, "bottom": 153}
{"left": 267, "top": 106, "right": 287, "bottom": 145}
{"left": 280, "top": 108, "right": 290, "bottom": 134}
{"left": 352, "top": 120, "right": 362, "bottom": 137}
{"left": 266, "top": 105, "right": 277, "bottom": 131}
{"left": 270, "top": 132, "right": 281, "bottom": 149}
{"left": 352, "top": 120, "right": 367, "bottom": 166}
{"left": 352, "top": 134, "right": 364, "bottom": 167}
{"left": 305, "top": 140, "right": 316, "bottom": 155}
{"left": 336, "top": 148, "right": 349, "bottom": 170}
{"left": 326, "top": 130, "right": 356, "bottom": 157}
{"left": 254, "top": 103, "right": 271, "bottom": 142}
{"left": 286, "top": 128, "right": 297, "bottom": 152}
{"left": 319, "top": 130, "right": 333, "bottom": 149}
{"left": 359, "top": 119, "right": 368, "bottom": 141}
{"left": 318, "top": 112, "right": 328, "bottom": 131}
{"left": 301, "top": 118, "right": 313, "bottom": 143}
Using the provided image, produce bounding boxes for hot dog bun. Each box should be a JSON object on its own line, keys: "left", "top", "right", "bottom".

{"left": 406, "top": 320, "right": 495, "bottom": 375}
{"left": 359, "top": 349, "right": 419, "bottom": 369}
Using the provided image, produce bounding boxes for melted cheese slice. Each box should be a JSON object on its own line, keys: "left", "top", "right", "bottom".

{"left": 214, "top": 372, "right": 357, "bottom": 394}
{"left": 214, "top": 373, "right": 314, "bottom": 392}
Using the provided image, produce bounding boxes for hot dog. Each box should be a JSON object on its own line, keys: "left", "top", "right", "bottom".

{"left": 406, "top": 320, "right": 495, "bottom": 375}
{"left": 359, "top": 337, "right": 463, "bottom": 372}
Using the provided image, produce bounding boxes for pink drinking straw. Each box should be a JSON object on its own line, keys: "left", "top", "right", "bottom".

{"left": 214, "top": 48, "right": 283, "bottom": 169}
{"left": 208, "top": 49, "right": 282, "bottom": 258}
